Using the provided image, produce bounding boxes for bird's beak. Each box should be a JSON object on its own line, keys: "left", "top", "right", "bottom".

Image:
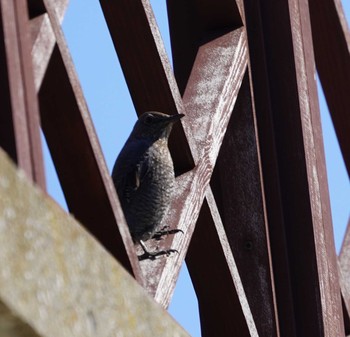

{"left": 167, "top": 113, "right": 185, "bottom": 123}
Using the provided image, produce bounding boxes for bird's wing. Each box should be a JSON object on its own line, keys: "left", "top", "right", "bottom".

{"left": 112, "top": 139, "right": 150, "bottom": 204}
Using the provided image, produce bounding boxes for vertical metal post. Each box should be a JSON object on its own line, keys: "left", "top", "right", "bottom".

{"left": 0, "top": 0, "right": 45, "bottom": 189}
{"left": 244, "top": 0, "right": 344, "bottom": 335}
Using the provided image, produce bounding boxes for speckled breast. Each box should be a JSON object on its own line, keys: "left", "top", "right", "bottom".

{"left": 127, "top": 139, "right": 175, "bottom": 241}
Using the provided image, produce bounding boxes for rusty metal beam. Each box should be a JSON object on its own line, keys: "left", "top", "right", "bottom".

{"left": 99, "top": 0, "right": 194, "bottom": 177}
{"left": 38, "top": 0, "right": 142, "bottom": 283}
{"left": 0, "top": 2, "right": 18, "bottom": 166}
{"left": 340, "top": 217, "right": 350, "bottom": 315}
{"left": 244, "top": 0, "right": 344, "bottom": 335}
{"left": 143, "top": 28, "right": 247, "bottom": 306}
{"left": 308, "top": 0, "right": 350, "bottom": 176}
{"left": 0, "top": 0, "right": 345, "bottom": 335}
{"left": 30, "top": 0, "right": 69, "bottom": 91}
{"left": 133, "top": 29, "right": 247, "bottom": 306}
{"left": 99, "top": 0, "right": 251, "bottom": 316}
{"left": 186, "top": 194, "right": 258, "bottom": 337}
{"left": 0, "top": 0, "right": 45, "bottom": 189}
{"left": 242, "top": 2, "right": 297, "bottom": 334}
{"left": 209, "top": 72, "right": 279, "bottom": 337}
{"left": 27, "top": 0, "right": 46, "bottom": 18}
{"left": 339, "top": 254, "right": 350, "bottom": 335}
{"left": 166, "top": 2, "right": 274, "bottom": 334}
{"left": 167, "top": 0, "right": 242, "bottom": 95}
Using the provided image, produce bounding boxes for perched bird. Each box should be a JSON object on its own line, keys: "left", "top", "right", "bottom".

{"left": 112, "top": 111, "right": 184, "bottom": 259}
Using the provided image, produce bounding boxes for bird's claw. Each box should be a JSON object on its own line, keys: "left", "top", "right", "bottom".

{"left": 138, "top": 239, "right": 178, "bottom": 260}
{"left": 138, "top": 248, "right": 178, "bottom": 261}
{"left": 153, "top": 228, "right": 184, "bottom": 241}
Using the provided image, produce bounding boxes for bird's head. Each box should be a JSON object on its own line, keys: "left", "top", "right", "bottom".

{"left": 131, "top": 111, "right": 184, "bottom": 141}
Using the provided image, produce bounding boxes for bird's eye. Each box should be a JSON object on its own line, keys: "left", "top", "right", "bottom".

{"left": 144, "top": 115, "right": 154, "bottom": 125}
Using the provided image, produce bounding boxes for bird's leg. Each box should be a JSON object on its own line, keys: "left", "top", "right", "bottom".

{"left": 138, "top": 240, "right": 178, "bottom": 261}
{"left": 152, "top": 226, "right": 184, "bottom": 241}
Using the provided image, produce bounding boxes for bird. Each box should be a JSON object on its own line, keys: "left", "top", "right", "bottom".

{"left": 112, "top": 111, "right": 184, "bottom": 259}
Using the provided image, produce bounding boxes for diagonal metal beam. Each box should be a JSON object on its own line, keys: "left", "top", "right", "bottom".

{"left": 340, "top": 217, "right": 350, "bottom": 314}
{"left": 99, "top": 0, "right": 194, "bottom": 177}
{"left": 339, "top": 255, "right": 350, "bottom": 335}
{"left": 180, "top": 29, "right": 246, "bottom": 163}
{"left": 99, "top": 0, "right": 250, "bottom": 311}
{"left": 186, "top": 192, "right": 258, "bottom": 337}
{"left": 30, "top": 0, "right": 69, "bottom": 91}
{"left": 308, "top": 0, "right": 350, "bottom": 176}
{"left": 167, "top": 0, "right": 242, "bottom": 95}
{"left": 141, "top": 29, "right": 248, "bottom": 306}
{"left": 38, "top": 0, "right": 142, "bottom": 283}
{"left": 209, "top": 72, "right": 280, "bottom": 337}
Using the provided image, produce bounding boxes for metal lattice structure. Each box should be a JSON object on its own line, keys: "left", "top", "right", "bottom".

{"left": 1, "top": 0, "right": 350, "bottom": 336}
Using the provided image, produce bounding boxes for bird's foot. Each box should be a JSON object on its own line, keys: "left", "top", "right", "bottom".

{"left": 153, "top": 228, "right": 184, "bottom": 241}
{"left": 138, "top": 240, "right": 178, "bottom": 261}
{"left": 138, "top": 248, "right": 178, "bottom": 261}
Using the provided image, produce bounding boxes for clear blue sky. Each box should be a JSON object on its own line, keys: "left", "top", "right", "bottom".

{"left": 42, "top": 2, "right": 350, "bottom": 336}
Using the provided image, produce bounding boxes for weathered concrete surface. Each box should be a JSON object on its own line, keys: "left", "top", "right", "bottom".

{"left": 0, "top": 300, "right": 40, "bottom": 337}
{"left": 0, "top": 149, "right": 189, "bottom": 337}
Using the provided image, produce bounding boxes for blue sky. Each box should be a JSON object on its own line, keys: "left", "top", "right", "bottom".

{"left": 42, "top": 2, "right": 350, "bottom": 336}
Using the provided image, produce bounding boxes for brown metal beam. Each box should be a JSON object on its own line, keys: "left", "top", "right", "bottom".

{"left": 340, "top": 217, "right": 350, "bottom": 314}
{"left": 39, "top": 0, "right": 142, "bottom": 283}
{"left": 210, "top": 72, "right": 279, "bottom": 337}
{"left": 342, "top": 294, "right": 350, "bottom": 335}
{"left": 30, "top": 0, "right": 69, "bottom": 91}
{"left": 339, "top": 255, "right": 350, "bottom": 335}
{"left": 0, "top": 2, "right": 18, "bottom": 165}
{"left": 141, "top": 34, "right": 245, "bottom": 294}
{"left": 186, "top": 195, "right": 257, "bottom": 337}
{"left": 99, "top": 0, "right": 250, "bottom": 313}
{"left": 167, "top": 2, "right": 271, "bottom": 332}
{"left": 244, "top": 0, "right": 344, "bottom": 335}
{"left": 309, "top": 0, "right": 350, "bottom": 176}
{"left": 153, "top": 28, "right": 247, "bottom": 306}
{"left": 0, "top": 0, "right": 45, "bottom": 189}
{"left": 99, "top": 0, "right": 194, "bottom": 177}
{"left": 167, "top": 0, "right": 242, "bottom": 95}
